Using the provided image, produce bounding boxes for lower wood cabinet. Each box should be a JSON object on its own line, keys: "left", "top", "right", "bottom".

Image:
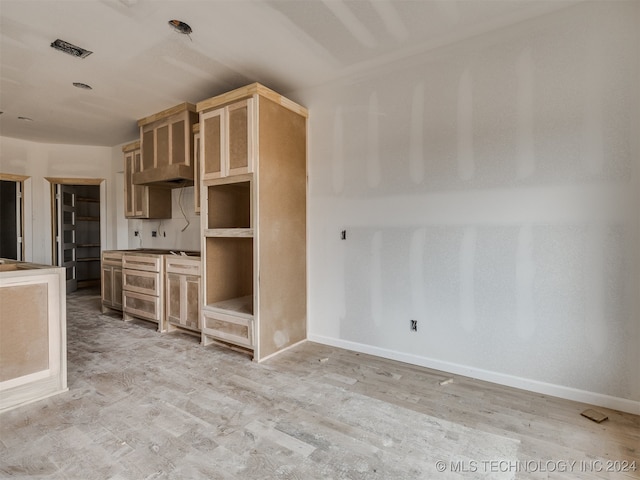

{"left": 165, "top": 256, "right": 201, "bottom": 334}
{"left": 103, "top": 251, "right": 201, "bottom": 337}
{"left": 122, "top": 253, "right": 165, "bottom": 330}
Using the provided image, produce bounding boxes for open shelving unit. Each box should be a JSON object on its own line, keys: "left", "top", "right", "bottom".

{"left": 202, "top": 176, "right": 255, "bottom": 350}
{"left": 74, "top": 186, "right": 101, "bottom": 288}
{"left": 198, "top": 83, "right": 307, "bottom": 361}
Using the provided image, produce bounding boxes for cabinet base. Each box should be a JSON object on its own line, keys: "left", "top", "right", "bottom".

{"left": 201, "top": 334, "right": 254, "bottom": 359}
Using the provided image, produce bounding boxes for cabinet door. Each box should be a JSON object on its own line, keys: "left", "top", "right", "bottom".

{"left": 194, "top": 131, "right": 201, "bottom": 213}
{"left": 185, "top": 274, "right": 200, "bottom": 330}
{"left": 124, "top": 151, "right": 135, "bottom": 218}
{"left": 166, "top": 272, "right": 182, "bottom": 326}
{"left": 166, "top": 272, "right": 200, "bottom": 331}
{"left": 124, "top": 149, "right": 147, "bottom": 218}
{"left": 112, "top": 266, "right": 123, "bottom": 310}
{"left": 132, "top": 149, "right": 146, "bottom": 217}
{"left": 201, "top": 98, "right": 254, "bottom": 180}
{"left": 227, "top": 99, "right": 253, "bottom": 176}
{"left": 201, "top": 108, "right": 224, "bottom": 180}
{"left": 142, "top": 130, "right": 155, "bottom": 171}
{"left": 102, "top": 264, "right": 113, "bottom": 306}
{"left": 102, "top": 265, "right": 123, "bottom": 310}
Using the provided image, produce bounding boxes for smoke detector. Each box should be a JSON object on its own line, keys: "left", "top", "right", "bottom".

{"left": 50, "top": 39, "right": 93, "bottom": 58}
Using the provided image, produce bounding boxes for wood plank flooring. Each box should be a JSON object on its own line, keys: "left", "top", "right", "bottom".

{"left": 0, "top": 288, "right": 638, "bottom": 479}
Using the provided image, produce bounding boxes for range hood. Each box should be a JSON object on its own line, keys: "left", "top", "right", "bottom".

{"left": 132, "top": 165, "right": 194, "bottom": 188}
{"left": 133, "top": 102, "right": 198, "bottom": 189}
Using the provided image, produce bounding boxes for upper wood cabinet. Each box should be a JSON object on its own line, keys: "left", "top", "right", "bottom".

{"left": 123, "top": 141, "right": 171, "bottom": 219}
{"left": 200, "top": 98, "right": 254, "bottom": 180}
{"left": 134, "top": 103, "right": 198, "bottom": 188}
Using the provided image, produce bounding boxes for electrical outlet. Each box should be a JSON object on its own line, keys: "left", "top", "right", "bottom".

{"left": 340, "top": 230, "right": 347, "bottom": 240}
{"left": 151, "top": 231, "right": 157, "bottom": 237}
{"left": 134, "top": 231, "right": 139, "bottom": 237}
{"left": 410, "top": 320, "right": 418, "bottom": 332}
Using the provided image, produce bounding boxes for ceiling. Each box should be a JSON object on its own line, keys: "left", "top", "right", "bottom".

{"left": 0, "top": 0, "right": 577, "bottom": 147}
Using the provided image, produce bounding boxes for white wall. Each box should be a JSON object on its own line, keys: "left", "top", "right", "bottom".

{"left": 0, "top": 135, "right": 200, "bottom": 259}
{"left": 0, "top": 136, "right": 117, "bottom": 264}
{"left": 299, "top": 1, "right": 640, "bottom": 412}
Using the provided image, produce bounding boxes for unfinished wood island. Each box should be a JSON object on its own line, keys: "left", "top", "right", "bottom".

{"left": 197, "top": 83, "right": 308, "bottom": 361}
{"left": 0, "top": 259, "right": 67, "bottom": 412}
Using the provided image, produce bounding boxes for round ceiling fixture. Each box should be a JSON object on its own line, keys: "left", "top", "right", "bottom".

{"left": 73, "top": 82, "right": 92, "bottom": 90}
{"left": 168, "top": 19, "right": 192, "bottom": 36}
{"left": 18, "top": 116, "right": 34, "bottom": 122}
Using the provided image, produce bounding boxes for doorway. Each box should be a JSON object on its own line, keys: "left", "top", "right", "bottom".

{"left": 0, "top": 174, "right": 26, "bottom": 261}
{"left": 48, "top": 178, "right": 105, "bottom": 293}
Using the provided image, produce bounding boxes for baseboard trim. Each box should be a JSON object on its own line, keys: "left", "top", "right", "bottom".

{"left": 308, "top": 334, "right": 640, "bottom": 416}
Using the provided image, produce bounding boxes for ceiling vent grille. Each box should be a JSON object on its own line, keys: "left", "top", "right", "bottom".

{"left": 50, "top": 39, "right": 93, "bottom": 58}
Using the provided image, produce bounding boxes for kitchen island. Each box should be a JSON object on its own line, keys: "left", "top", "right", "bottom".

{"left": 0, "top": 259, "right": 67, "bottom": 413}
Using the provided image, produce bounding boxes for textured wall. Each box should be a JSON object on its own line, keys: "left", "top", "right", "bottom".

{"left": 125, "top": 186, "right": 201, "bottom": 252}
{"left": 302, "top": 1, "right": 639, "bottom": 405}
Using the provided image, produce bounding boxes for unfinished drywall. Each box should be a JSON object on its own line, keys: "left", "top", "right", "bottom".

{"left": 301, "top": 1, "right": 640, "bottom": 410}
{"left": 0, "top": 137, "right": 116, "bottom": 264}
{"left": 125, "top": 185, "right": 200, "bottom": 252}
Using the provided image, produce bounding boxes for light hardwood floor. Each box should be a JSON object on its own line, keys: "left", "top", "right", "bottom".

{"left": 0, "top": 288, "right": 638, "bottom": 479}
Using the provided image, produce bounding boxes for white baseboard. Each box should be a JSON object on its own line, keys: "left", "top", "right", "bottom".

{"left": 308, "top": 334, "right": 640, "bottom": 416}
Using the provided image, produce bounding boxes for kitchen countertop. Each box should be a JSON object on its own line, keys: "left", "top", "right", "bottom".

{"left": 0, "top": 258, "right": 65, "bottom": 273}
{"left": 104, "top": 249, "right": 200, "bottom": 257}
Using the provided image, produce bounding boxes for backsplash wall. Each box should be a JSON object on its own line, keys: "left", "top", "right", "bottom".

{"left": 126, "top": 185, "right": 201, "bottom": 252}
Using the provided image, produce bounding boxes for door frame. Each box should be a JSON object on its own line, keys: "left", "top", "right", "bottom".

{"left": 0, "top": 173, "right": 28, "bottom": 261}
{"left": 46, "top": 177, "right": 106, "bottom": 272}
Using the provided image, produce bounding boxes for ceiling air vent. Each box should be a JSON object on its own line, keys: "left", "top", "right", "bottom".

{"left": 50, "top": 39, "right": 92, "bottom": 58}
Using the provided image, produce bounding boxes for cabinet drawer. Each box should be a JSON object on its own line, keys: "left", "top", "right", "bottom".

{"left": 123, "top": 268, "right": 161, "bottom": 296}
{"left": 202, "top": 309, "right": 253, "bottom": 348}
{"left": 123, "top": 290, "right": 161, "bottom": 322}
{"left": 102, "top": 251, "right": 123, "bottom": 266}
{"left": 165, "top": 256, "right": 201, "bottom": 276}
{"left": 122, "top": 254, "right": 162, "bottom": 272}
